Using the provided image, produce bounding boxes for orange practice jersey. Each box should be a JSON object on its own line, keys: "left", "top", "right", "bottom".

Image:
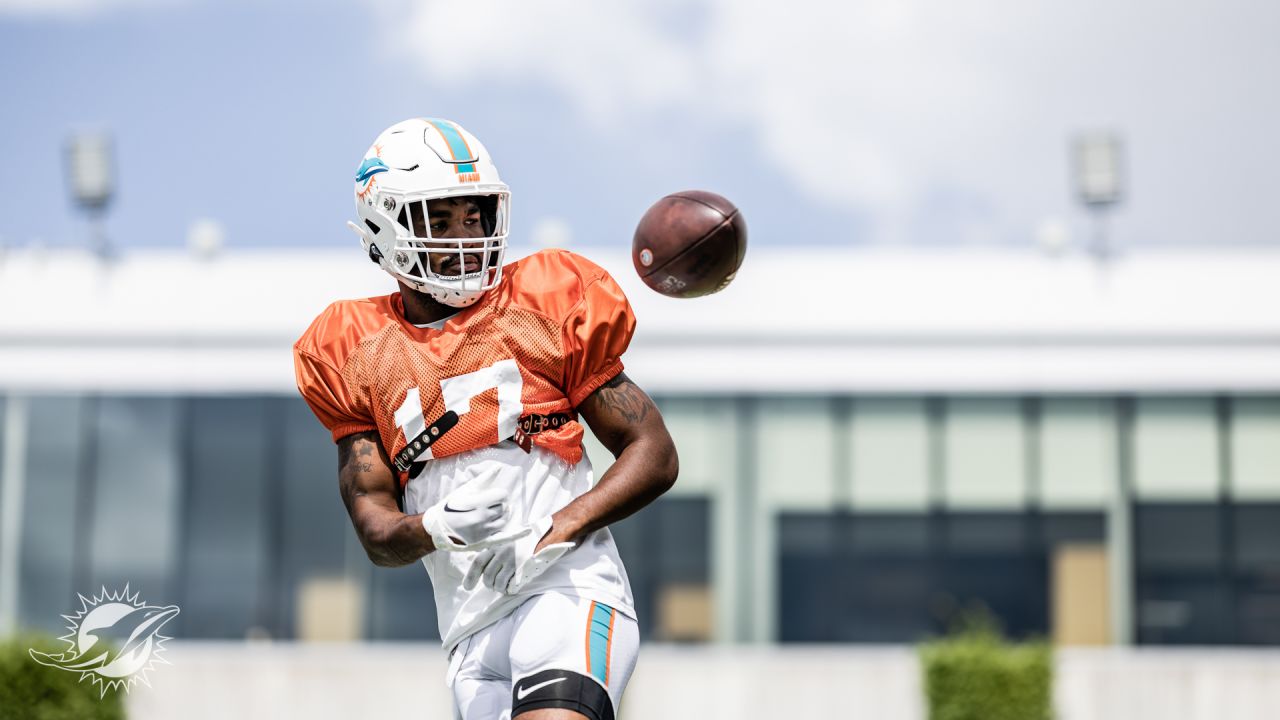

{"left": 293, "top": 249, "right": 635, "bottom": 483}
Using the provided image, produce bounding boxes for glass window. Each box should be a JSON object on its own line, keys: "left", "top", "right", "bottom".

{"left": 945, "top": 513, "right": 1031, "bottom": 555}
{"left": 367, "top": 565, "right": 438, "bottom": 641}
{"left": 780, "top": 512, "right": 843, "bottom": 555}
{"left": 1235, "top": 580, "right": 1280, "bottom": 646}
{"left": 1042, "top": 513, "right": 1106, "bottom": 545}
{"left": 757, "top": 398, "right": 836, "bottom": 509}
{"left": 1136, "top": 579, "right": 1232, "bottom": 645}
{"left": 1135, "top": 504, "right": 1221, "bottom": 573}
{"left": 1234, "top": 506, "right": 1280, "bottom": 646}
{"left": 1134, "top": 398, "right": 1219, "bottom": 500}
{"left": 944, "top": 399, "right": 1026, "bottom": 509}
{"left": 1234, "top": 505, "right": 1280, "bottom": 648}
{"left": 1040, "top": 398, "right": 1114, "bottom": 510}
{"left": 87, "top": 397, "right": 182, "bottom": 600}
{"left": 588, "top": 397, "right": 736, "bottom": 499}
{"left": 849, "top": 399, "right": 930, "bottom": 511}
{"left": 849, "top": 513, "right": 930, "bottom": 556}
{"left": 780, "top": 513, "right": 868, "bottom": 642}
{"left": 937, "top": 550, "right": 1048, "bottom": 640}
{"left": 19, "top": 397, "right": 85, "bottom": 634}
{"left": 1231, "top": 398, "right": 1280, "bottom": 501}
{"left": 611, "top": 497, "right": 711, "bottom": 642}
{"left": 779, "top": 511, "right": 1050, "bottom": 643}
{"left": 1233, "top": 504, "right": 1280, "bottom": 573}
{"left": 176, "top": 397, "right": 270, "bottom": 639}
{"left": 1134, "top": 503, "right": 1280, "bottom": 646}
{"left": 280, "top": 398, "right": 368, "bottom": 639}
{"left": 653, "top": 397, "right": 736, "bottom": 497}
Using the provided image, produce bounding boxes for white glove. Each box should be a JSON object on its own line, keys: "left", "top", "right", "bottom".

{"left": 462, "top": 516, "right": 576, "bottom": 594}
{"left": 421, "top": 485, "right": 530, "bottom": 552}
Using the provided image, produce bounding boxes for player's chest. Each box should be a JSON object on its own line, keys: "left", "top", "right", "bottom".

{"left": 364, "top": 322, "right": 567, "bottom": 458}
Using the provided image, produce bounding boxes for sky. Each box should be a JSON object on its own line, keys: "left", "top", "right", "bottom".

{"left": 1, "top": 0, "right": 1278, "bottom": 255}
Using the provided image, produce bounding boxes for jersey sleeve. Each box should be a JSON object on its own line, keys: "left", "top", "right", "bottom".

{"left": 293, "top": 346, "right": 377, "bottom": 442}
{"left": 562, "top": 269, "right": 637, "bottom": 407}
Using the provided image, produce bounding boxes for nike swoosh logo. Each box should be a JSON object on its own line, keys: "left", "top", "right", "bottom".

{"left": 443, "top": 503, "right": 466, "bottom": 513}
{"left": 515, "top": 677, "right": 566, "bottom": 700}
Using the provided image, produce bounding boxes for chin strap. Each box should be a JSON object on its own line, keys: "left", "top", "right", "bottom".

{"left": 426, "top": 282, "right": 486, "bottom": 309}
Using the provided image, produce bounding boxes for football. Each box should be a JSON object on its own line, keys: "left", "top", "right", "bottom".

{"left": 632, "top": 190, "right": 747, "bottom": 298}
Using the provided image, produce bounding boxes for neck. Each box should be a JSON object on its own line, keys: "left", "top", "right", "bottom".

{"left": 398, "top": 283, "right": 459, "bottom": 325}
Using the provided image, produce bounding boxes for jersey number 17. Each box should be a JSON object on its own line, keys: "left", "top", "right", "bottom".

{"left": 393, "top": 359, "right": 525, "bottom": 471}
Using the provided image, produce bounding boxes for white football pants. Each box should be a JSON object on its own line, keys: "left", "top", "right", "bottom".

{"left": 447, "top": 591, "right": 640, "bottom": 720}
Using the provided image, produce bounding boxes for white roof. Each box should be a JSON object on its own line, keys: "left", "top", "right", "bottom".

{"left": 2, "top": 245, "right": 1279, "bottom": 394}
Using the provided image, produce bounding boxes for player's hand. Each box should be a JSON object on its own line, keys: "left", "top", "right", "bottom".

{"left": 461, "top": 516, "right": 576, "bottom": 594}
{"left": 421, "top": 485, "right": 530, "bottom": 552}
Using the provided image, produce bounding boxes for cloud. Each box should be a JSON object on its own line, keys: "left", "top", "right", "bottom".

{"left": 371, "top": 0, "right": 1280, "bottom": 246}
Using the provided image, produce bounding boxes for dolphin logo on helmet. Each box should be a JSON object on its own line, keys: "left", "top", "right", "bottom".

{"left": 355, "top": 157, "right": 390, "bottom": 184}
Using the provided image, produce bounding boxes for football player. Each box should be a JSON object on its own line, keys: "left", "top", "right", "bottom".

{"left": 293, "top": 118, "right": 678, "bottom": 720}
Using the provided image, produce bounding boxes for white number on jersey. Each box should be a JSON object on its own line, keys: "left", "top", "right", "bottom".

{"left": 393, "top": 359, "right": 525, "bottom": 466}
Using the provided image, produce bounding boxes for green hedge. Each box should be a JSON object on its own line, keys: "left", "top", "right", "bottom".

{"left": 0, "top": 634, "right": 126, "bottom": 720}
{"left": 921, "top": 625, "right": 1052, "bottom": 720}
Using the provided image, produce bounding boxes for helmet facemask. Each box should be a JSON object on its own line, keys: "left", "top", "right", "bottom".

{"left": 382, "top": 190, "right": 510, "bottom": 308}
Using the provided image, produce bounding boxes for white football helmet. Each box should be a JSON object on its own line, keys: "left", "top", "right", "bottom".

{"left": 348, "top": 118, "right": 511, "bottom": 308}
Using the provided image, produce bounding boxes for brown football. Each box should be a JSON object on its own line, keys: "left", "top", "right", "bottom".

{"left": 632, "top": 190, "right": 747, "bottom": 298}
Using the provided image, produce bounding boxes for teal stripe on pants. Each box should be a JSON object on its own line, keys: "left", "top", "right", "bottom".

{"left": 588, "top": 602, "right": 614, "bottom": 685}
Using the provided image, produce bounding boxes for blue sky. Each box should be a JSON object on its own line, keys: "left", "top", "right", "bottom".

{"left": 2, "top": 0, "right": 1278, "bottom": 254}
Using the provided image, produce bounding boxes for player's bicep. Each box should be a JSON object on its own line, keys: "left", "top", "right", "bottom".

{"left": 336, "top": 430, "right": 400, "bottom": 515}
{"left": 576, "top": 371, "right": 665, "bottom": 458}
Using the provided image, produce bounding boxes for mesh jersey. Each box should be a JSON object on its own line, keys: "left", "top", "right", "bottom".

{"left": 295, "top": 249, "right": 638, "bottom": 649}
{"left": 293, "top": 249, "right": 635, "bottom": 477}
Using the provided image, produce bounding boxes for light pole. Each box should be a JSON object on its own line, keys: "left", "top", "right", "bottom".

{"left": 66, "top": 131, "right": 116, "bottom": 258}
{"left": 1072, "top": 132, "right": 1136, "bottom": 644}
{"left": 1072, "top": 132, "right": 1124, "bottom": 262}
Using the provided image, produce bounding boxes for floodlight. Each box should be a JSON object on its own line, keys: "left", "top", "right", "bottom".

{"left": 1073, "top": 133, "right": 1123, "bottom": 208}
{"left": 66, "top": 132, "right": 116, "bottom": 212}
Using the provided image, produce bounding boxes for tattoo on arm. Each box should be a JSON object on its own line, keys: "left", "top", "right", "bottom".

{"left": 592, "top": 372, "right": 655, "bottom": 424}
{"left": 336, "top": 431, "right": 427, "bottom": 566}
{"left": 337, "top": 432, "right": 381, "bottom": 511}
{"left": 560, "top": 371, "right": 679, "bottom": 544}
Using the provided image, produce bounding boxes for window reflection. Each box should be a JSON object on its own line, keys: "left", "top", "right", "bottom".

{"left": 88, "top": 397, "right": 181, "bottom": 603}
{"left": 178, "top": 397, "right": 271, "bottom": 639}
{"left": 18, "top": 397, "right": 84, "bottom": 634}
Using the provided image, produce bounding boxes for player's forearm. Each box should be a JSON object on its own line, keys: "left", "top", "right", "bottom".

{"left": 559, "top": 372, "right": 679, "bottom": 547}
{"left": 351, "top": 501, "right": 436, "bottom": 567}
{"left": 550, "top": 432, "right": 678, "bottom": 545}
{"left": 338, "top": 431, "right": 436, "bottom": 567}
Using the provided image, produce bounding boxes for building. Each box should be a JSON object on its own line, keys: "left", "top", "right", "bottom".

{"left": 1, "top": 245, "right": 1278, "bottom": 646}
